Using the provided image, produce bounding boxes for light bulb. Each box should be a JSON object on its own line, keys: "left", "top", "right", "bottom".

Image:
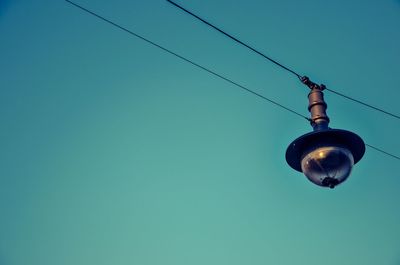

{"left": 301, "top": 146, "right": 354, "bottom": 188}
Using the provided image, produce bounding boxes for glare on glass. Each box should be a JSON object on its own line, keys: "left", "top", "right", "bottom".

{"left": 301, "top": 146, "right": 354, "bottom": 188}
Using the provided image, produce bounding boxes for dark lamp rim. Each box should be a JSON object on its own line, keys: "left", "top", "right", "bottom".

{"left": 285, "top": 129, "right": 365, "bottom": 172}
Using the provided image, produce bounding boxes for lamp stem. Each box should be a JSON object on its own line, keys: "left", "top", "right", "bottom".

{"left": 300, "top": 76, "right": 330, "bottom": 131}
{"left": 308, "top": 87, "right": 330, "bottom": 131}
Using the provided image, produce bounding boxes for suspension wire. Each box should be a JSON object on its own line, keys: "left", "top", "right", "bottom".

{"left": 64, "top": 0, "right": 400, "bottom": 162}
{"left": 325, "top": 88, "right": 400, "bottom": 120}
{"left": 166, "top": 0, "right": 400, "bottom": 122}
{"left": 166, "top": 0, "right": 302, "bottom": 80}
{"left": 366, "top": 144, "right": 400, "bottom": 160}
{"left": 64, "top": 0, "right": 309, "bottom": 121}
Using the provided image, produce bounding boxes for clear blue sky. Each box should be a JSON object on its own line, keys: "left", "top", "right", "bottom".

{"left": 1, "top": 0, "right": 400, "bottom": 264}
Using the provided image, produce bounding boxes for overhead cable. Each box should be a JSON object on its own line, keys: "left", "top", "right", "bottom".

{"left": 64, "top": 0, "right": 309, "bottom": 121}
{"left": 366, "top": 144, "right": 400, "bottom": 160}
{"left": 166, "top": 0, "right": 302, "bottom": 80}
{"left": 166, "top": 0, "right": 400, "bottom": 121}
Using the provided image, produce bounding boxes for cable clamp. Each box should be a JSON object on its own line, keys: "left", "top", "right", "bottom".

{"left": 300, "top": 76, "right": 326, "bottom": 91}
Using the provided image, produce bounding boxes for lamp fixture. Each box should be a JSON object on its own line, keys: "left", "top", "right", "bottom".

{"left": 285, "top": 77, "right": 365, "bottom": 188}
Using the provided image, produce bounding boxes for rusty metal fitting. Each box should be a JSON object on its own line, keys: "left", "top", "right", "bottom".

{"left": 301, "top": 76, "right": 326, "bottom": 91}
{"left": 308, "top": 87, "right": 330, "bottom": 130}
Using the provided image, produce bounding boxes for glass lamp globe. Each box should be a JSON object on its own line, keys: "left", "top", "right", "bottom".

{"left": 301, "top": 146, "right": 354, "bottom": 188}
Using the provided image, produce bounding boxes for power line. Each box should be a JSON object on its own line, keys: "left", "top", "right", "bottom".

{"left": 166, "top": 0, "right": 400, "bottom": 121}
{"left": 325, "top": 88, "right": 400, "bottom": 120}
{"left": 64, "top": 0, "right": 309, "bottom": 121}
{"left": 166, "top": 0, "right": 302, "bottom": 80}
{"left": 64, "top": 0, "right": 400, "bottom": 162}
{"left": 366, "top": 144, "right": 400, "bottom": 160}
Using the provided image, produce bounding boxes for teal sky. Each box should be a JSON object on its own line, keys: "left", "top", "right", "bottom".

{"left": 1, "top": 0, "right": 400, "bottom": 264}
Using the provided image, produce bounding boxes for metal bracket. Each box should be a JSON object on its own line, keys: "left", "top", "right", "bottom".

{"left": 300, "top": 76, "right": 326, "bottom": 91}
{"left": 300, "top": 76, "right": 330, "bottom": 130}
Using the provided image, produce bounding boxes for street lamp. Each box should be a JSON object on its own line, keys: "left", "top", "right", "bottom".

{"left": 285, "top": 77, "right": 365, "bottom": 188}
